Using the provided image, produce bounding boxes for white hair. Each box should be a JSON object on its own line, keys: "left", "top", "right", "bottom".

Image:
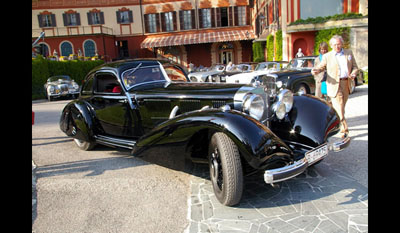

{"left": 329, "top": 35, "right": 344, "bottom": 47}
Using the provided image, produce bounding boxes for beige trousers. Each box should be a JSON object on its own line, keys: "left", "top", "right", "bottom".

{"left": 331, "top": 79, "right": 350, "bottom": 134}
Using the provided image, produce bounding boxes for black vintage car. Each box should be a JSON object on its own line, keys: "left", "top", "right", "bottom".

{"left": 270, "top": 56, "right": 317, "bottom": 94}
{"left": 59, "top": 59, "right": 350, "bottom": 206}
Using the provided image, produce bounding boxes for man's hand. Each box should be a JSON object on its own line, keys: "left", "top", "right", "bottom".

{"left": 311, "top": 68, "right": 321, "bottom": 75}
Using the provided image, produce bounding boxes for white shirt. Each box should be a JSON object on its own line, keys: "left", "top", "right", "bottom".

{"left": 335, "top": 49, "right": 349, "bottom": 79}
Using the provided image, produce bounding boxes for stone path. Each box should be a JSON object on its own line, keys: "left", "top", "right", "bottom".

{"left": 185, "top": 161, "right": 367, "bottom": 233}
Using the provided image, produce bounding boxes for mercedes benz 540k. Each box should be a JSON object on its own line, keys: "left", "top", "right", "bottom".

{"left": 60, "top": 59, "right": 350, "bottom": 206}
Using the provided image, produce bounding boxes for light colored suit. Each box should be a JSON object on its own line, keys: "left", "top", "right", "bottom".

{"left": 315, "top": 49, "right": 358, "bottom": 98}
{"left": 313, "top": 49, "right": 358, "bottom": 135}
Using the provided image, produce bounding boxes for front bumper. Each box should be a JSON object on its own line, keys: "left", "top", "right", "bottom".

{"left": 49, "top": 90, "right": 79, "bottom": 97}
{"left": 264, "top": 135, "right": 350, "bottom": 184}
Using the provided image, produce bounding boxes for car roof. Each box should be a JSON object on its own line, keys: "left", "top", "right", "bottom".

{"left": 91, "top": 58, "right": 175, "bottom": 75}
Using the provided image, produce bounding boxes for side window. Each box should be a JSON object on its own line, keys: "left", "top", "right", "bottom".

{"left": 95, "top": 73, "right": 122, "bottom": 94}
{"left": 81, "top": 73, "right": 94, "bottom": 95}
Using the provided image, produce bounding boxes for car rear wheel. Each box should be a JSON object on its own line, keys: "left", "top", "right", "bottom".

{"left": 74, "top": 138, "right": 96, "bottom": 151}
{"left": 208, "top": 132, "right": 243, "bottom": 206}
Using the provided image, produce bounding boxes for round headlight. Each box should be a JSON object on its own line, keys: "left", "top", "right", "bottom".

{"left": 272, "top": 101, "right": 286, "bottom": 120}
{"left": 243, "top": 94, "right": 265, "bottom": 120}
{"left": 48, "top": 86, "right": 55, "bottom": 93}
{"left": 277, "top": 89, "right": 294, "bottom": 113}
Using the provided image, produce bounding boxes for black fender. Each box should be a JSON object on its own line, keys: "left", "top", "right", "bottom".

{"left": 131, "top": 109, "right": 293, "bottom": 170}
{"left": 59, "top": 100, "right": 96, "bottom": 143}
{"left": 270, "top": 94, "right": 340, "bottom": 152}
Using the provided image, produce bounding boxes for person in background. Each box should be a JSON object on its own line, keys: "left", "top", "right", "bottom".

{"left": 313, "top": 42, "right": 329, "bottom": 99}
{"left": 311, "top": 35, "right": 359, "bottom": 138}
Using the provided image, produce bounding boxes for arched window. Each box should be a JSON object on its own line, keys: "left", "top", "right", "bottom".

{"left": 84, "top": 40, "right": 96, "bottom": 57}
{"left": 60, "top": 41, "right": 73, "bottom": 56}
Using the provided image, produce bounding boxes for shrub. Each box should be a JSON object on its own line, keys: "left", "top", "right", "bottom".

{"left": 252, "top": 41, "right": 265, "bottom": 62}
{"left": 32, "top": 57, "right": 104, "bottom": 100}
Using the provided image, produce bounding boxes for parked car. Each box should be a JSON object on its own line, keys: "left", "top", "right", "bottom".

{"left": 350, "top": 69, "right": 365, "bottom": 94}
{"left": 267, "top": 56, "right": 317, "bottom": 94}
{"left": 225, "top": 61, "right": 289, "bottom": 84}
{"left": 188, "top": 64, "right": 225, "bottom": 82}
{"left": 60, "top": 59, "right": 350, "bottom": 206}
{"left": 208, "top": 63, "right": 257, "bottom": 83}
{"left": 44, "top": 75, "right": 80, "bottom": 101}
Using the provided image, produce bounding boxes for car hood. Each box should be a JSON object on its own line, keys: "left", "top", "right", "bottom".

{"left": 271, "top": 69, "right": 311, "bottom": 78}
{"left": 132, "top": 82, "right": 249, "bottom": 100}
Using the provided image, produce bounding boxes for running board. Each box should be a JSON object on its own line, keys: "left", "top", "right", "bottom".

{"left": 95, "top": 135, "right": 136, "bottom": 149}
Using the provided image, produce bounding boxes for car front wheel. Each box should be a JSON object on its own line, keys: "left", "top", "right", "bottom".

{"left": 208, "top": 132, "right": 243, "bottom": 206}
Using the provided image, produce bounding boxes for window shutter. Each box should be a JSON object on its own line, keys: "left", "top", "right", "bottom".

{"left": 228, "top": 7, "right": 233, "bottom": 26}
{"left": 161, "top": 13, "right": 166, "bottom": 32}
{"left": 100, "top": 12, "right": 105, "bottom": 24}
{"left": 246, "top": 6, "right": 250, "bottom": 25}
{"left": 62, "top": 13, "right": 68, "bottom": 26}
{"left": 191, "top": 9, "right": 196, "bottom": 29}
{"left": 198, "top": 9, "right": 203, "bottom": 28}
{"left": 38, "top": 15, "right": 44, "bottom": 27}
{"left": 128, "top": 11, "right": 133, "bottom": 23}
{"left": 87, "top": 12, "right": 93, "bottom": 25}
{"left": 116, "top": 11, "right": 121, "bottom": 23}
{"left": 50, "top": 14, "right": 56, "bottom": 27}
{"left": 234, "top": 6, "right": 238, "bottom": 26}
{"left": 211, "top": 8, "right": 215, "bottom": 28}
{"left": 156, "top": 13, "right": 161, "bottom": 32}
{"left": 144, "top": 14, "right": 149, "bottom": 33}
{"left": 216, "top": 8, "right": 221, "bottom": 27}
{"left": 173, "top": 11, "right": 177, "bottom": 31}
{"left": 179, "top": 11, "right": 183, "bottom": 30}
{"left": 76, "top": 13, "right": 81, "bottom": 25}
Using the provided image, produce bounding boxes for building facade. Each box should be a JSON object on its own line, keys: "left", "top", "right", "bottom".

{"left": 32, "top": 0, "right": 256, "bottom": 68}
{"left": 32, "top": 0, "right": 368, "bottom": 68}
{"left": 252, "top": 0, "right": 368, "bottom": 67}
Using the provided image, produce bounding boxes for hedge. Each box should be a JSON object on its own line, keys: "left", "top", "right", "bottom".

{"left": 314, "top": 27, "right": 350, "bottom": 55}
{"left": 266, "top": 34, "right": 274, "bottom": 61}
{"left": 252, "top": 41, "right": 265, "bottom": 62}
{"left": 32, "top": 56, "right": 104, "bottom": 100}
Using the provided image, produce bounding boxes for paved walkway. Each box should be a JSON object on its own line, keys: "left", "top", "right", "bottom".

{"left": 186, "top": 162, "right": 367, "bottom": 233}
{"left": 185, "top": 85, "right": 368, "bottom": 233}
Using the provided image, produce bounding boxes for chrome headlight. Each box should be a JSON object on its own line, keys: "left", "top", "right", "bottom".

{"left": 277, "top": 89, "right": 294, "bottom": 113}
{"left": 271, "top": 101, "right": 286, "bottom": 120}
{"left": 243, "top": 94, "right": 265, "bottom": 120}
{"left": 48, "top": 86, "right": 55, "bottom": 93}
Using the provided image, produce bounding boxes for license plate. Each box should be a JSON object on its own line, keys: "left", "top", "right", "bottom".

{"left": 306, "top": 144, "right": 328, "bottom": 164}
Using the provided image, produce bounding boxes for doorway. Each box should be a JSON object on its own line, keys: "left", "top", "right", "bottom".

{"left": 219, "top": 43, "right": 234, "bottom": 64}
{"left": 117, "top": 40, "right": 129, "bottom": 58}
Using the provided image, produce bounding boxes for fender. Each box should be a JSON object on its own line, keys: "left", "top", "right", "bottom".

{"left": 131, "top": 108, "right": 293, "bottom": 169}
{"left": 59, "top": 100, "right": 96, "bottom": 143}
{"left": 270, "top": 94, "right": 340, "bottom": 150}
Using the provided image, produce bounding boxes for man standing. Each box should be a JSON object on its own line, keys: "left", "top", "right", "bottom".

{"left": 311, "top": 35, "right": 359, "bottom": 138}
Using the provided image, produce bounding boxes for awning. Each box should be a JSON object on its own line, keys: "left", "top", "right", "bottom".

{"left": 140, "top": 29, "right": 256, "bottom": 49}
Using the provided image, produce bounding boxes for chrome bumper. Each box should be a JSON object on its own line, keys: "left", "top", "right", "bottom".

{"left": 264, "top": 135, "right": 350, "bottom": 184}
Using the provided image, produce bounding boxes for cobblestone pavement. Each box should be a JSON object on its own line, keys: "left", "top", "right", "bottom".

{"left": 185, "top": 85, "right": 368, "bottom": 233}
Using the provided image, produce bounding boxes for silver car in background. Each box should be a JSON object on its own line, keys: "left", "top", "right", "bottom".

{"left": 44, "top": 75, "right": 80, "bottom": 101}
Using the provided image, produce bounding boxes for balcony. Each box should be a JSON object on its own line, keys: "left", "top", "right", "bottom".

{"left": 32, "top": 25, "right": 114, "bottom": 38}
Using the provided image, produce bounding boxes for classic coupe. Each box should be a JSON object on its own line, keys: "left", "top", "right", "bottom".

{"left": 60, "top": 59, "right": 350, "bottom": 206}
{"left": 44, "top": 75, "right": 80, "bottom": 101}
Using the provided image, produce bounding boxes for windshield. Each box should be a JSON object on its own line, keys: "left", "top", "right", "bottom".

{"left": 122, "top": 66, "right": 166, "bottom": 90}
{"left": 48, "top": 76, "right": 71, "bottom": 82}
{"left": 287, "top": 57, "right": 315, "bottom": 70}
{"left": 255, "top": 63, "right": 279, "bottom": 71}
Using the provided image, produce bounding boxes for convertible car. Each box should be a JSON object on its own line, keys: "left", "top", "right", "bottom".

{"left": 60, "top": 59, "right": 350, "bottom": 206}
